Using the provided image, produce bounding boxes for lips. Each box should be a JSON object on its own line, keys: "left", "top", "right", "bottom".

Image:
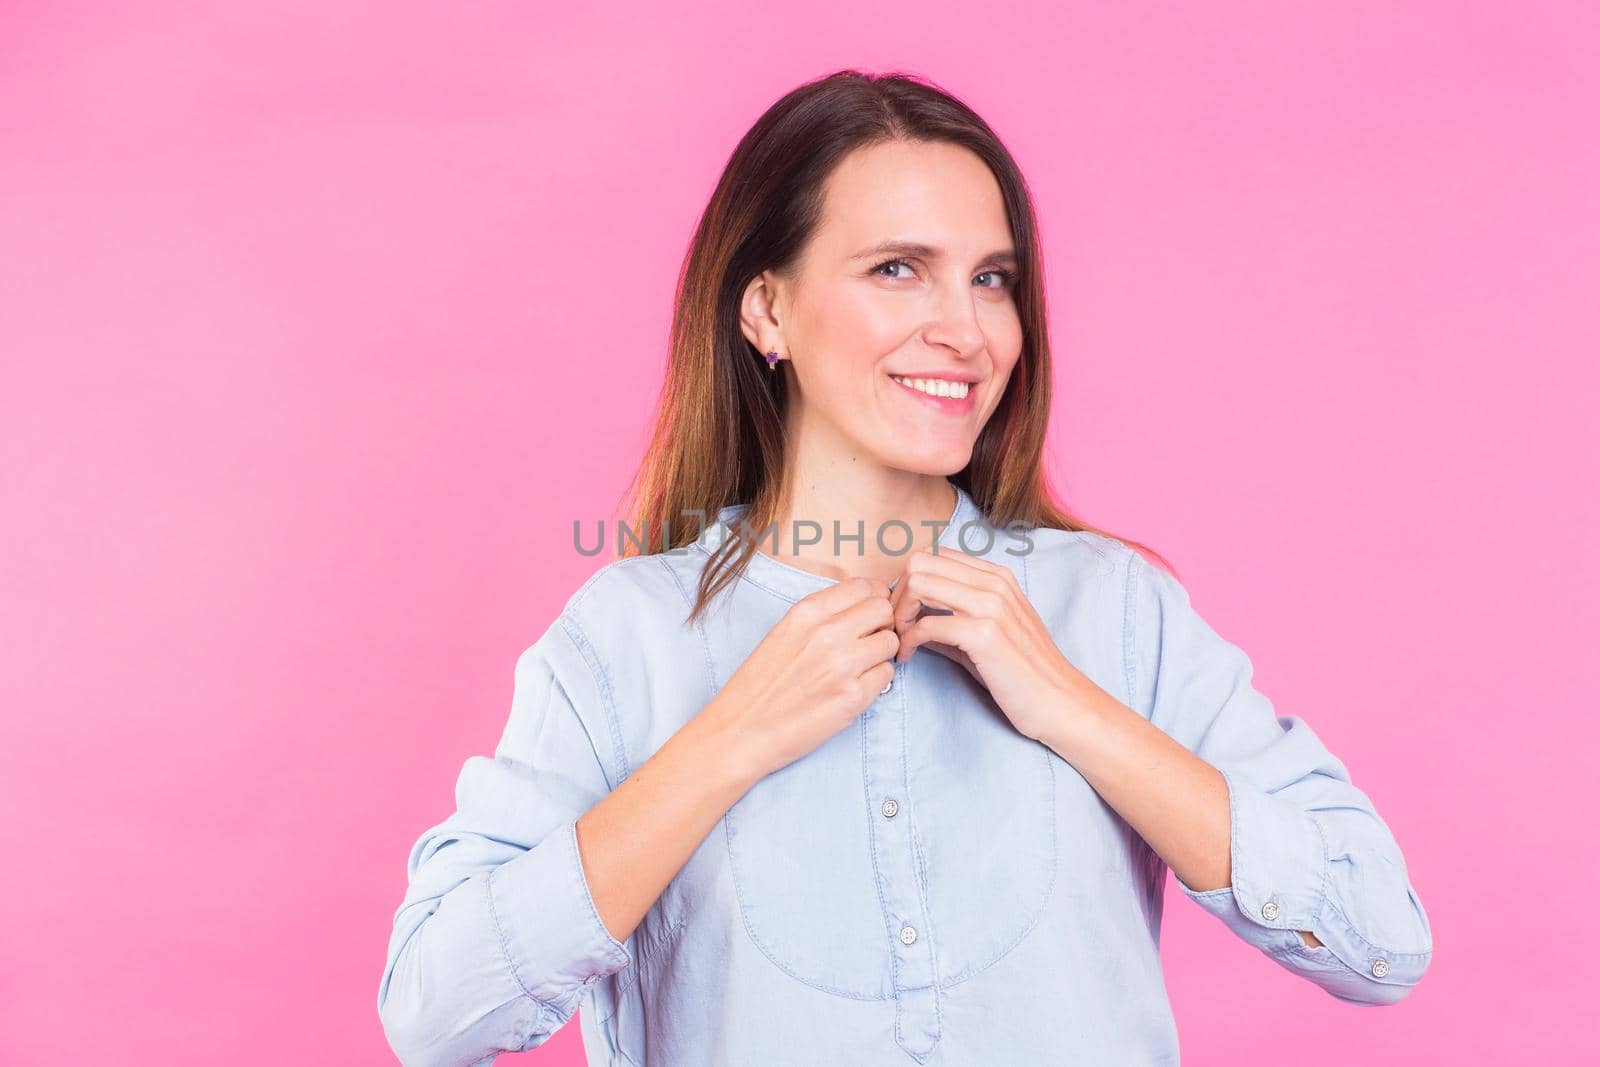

{"left": 887, "top": 373, "right": 977, "bottom": 413}
{"left": 888, "top": 374, "right": 971, "bottom": 399}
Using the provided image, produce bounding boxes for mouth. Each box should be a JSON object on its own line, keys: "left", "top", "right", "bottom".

{"left": 888, "top": 373, "right": 977, "bottom": 413}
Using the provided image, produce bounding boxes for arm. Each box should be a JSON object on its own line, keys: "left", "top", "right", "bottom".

{"left": 377, "top": 614, "right": 762, "bottom": 1067}
{"left": 1039, "top": 550, "right": 1433, "bottom": 1005}
{"left": 1039, "top": 693, "right": 1330, "bottom": 945}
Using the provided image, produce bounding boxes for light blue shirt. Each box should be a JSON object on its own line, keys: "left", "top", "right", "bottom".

{"left": 377, "top": 484, "right": 1433, "bottom": 1065}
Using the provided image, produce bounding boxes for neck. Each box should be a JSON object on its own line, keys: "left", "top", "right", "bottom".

{"left": 763, "top": 455, "right": 959, "bottom": 586}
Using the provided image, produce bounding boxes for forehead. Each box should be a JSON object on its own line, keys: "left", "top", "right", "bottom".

{"left": 810, "top": 139, "right": 1012, "bottom": 260}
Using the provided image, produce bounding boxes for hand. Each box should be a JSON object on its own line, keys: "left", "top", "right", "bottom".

{"left": 889, "top": 547, "right": 1097, "bottom": 743}
{"left": 708, "top": 577, "right": 899, "bottom": 779}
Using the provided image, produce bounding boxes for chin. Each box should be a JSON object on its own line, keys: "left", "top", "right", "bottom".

{"left": 884, "top": 450, "right": 974, "bottom": 478}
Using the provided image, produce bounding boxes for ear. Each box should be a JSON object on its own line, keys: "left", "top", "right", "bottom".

{"left": 737, "top": 269, "right": 785, "bottom": 354}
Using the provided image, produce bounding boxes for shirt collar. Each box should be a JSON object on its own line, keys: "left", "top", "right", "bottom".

{"left": 689, "top": 484, "right": 986, "bottom": 603}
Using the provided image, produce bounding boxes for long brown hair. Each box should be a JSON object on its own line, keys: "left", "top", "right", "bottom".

{"left": 612, "top": 68, "right": 1171, "bottom": 622}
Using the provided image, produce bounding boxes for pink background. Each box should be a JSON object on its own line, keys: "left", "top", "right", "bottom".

{"left": 3, "top": 3, "right": 1594, "bottom": 1063}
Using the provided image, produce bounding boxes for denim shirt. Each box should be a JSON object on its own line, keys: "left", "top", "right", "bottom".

{"left": 377, "top": 485, "right": 1433, "bottom": 1066}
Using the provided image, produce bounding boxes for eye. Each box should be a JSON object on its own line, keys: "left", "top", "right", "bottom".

{"left": 869, "top": 258, "right": 1018, "bottom": 290}
{"left": 870, "top": 257, "right": 915, "bottom": 280}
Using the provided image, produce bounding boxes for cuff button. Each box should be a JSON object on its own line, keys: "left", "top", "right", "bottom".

{"left": 1260, "top": 901, "right": 1280, "bottom": 921}
{"left": 1371, "top": 958, "right": 1389, "bottom": 978}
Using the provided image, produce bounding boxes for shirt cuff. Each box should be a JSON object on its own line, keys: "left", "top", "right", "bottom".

{"left": 1173, "top": 765, "right": 1429, "bottom": 992}
{"left": 485, "top": 816, "right": 633, "bottom": 1011}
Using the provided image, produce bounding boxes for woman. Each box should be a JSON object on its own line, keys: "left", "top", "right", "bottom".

{"left": 378, "top": 70, "right": 1433, "bottom": 1066}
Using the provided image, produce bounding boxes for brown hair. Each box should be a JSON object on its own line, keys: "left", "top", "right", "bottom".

{"left": 611, "top": 68, "right": 1171, "bottom": 622}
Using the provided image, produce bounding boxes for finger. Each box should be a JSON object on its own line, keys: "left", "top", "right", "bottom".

{"left": 892, "top": 570, "right": 994, "bottom": 630}
{"left": 831, "top": 623, "right": 900, "bottom": 678}
{"left": 837, "top": 589, "right": 896, "bottom": 639}
{"left": 837, "top": 574, "right": 893, "bottom": 603}
{"left": 921, "top": 639, "right": 971, "bottom": 667}
{"left": 909, "top": 547, "right": 1016, "bottom": 590}
{"left": 887, "top": 564, "right": 911, "bottom": 621}
{"left": 858, "top": 659, "right": 895, "bottom": 698}
{"left": 888, "top": 570, "right": 922, "bottom": 630}
{"left": 799, "top": 575, "right": 891, "bottom": 619}
{"left": 896, "top": 612, "right": 970, "bottom": 663}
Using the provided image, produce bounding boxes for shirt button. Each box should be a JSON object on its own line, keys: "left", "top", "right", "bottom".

{"left": 583, "top": 974, "right": 598, "bottom": 985}
{"left": 899, "top": 924, "right": 918, "bottom": 945}
{"left": 1371, "top": 958, "right": 1389, "bottom": 978}
{"left": 881, "top": 797, "right": 899, "bottom": 818}
{"left": 1260, "top": 901, "right": 1280, "bottom": 921}
{"left": 880, "top": 675, "right": 894, "bottom": 694}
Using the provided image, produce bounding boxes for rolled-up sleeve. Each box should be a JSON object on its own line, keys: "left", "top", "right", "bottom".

{"left": 377, "top": 614, "right": 633, "bottom": 1066}
{"left": 1126, "top": 550, "right": 1434, "bottom": 1005}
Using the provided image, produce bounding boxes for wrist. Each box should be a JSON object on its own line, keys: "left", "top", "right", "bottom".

{"left": 687, "top": 697, "right": 771, "bottom": 795}
{"left": 1035, "top": 677, "right": 1120, "bottom": 760}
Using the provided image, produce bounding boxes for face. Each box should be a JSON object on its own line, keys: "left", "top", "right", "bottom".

{"left": 740, "top": 139, "right": 1025, "bottom": 476}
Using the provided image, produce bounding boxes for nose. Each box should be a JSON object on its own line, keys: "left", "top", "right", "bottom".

{"left": 923, "top": 278, "right": 986, "bottom": 359}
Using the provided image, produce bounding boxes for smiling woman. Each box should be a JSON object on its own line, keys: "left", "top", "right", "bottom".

{"left": 377, "top": 68, "right": 1433, "bottom": 1066}
{"left": 722, "top": 136, "right": 1034, "bottom": 571}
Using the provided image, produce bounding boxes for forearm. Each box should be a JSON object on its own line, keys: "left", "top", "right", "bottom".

{"left": 577, "top": 698, "right": 768, "bottom": 946}
{"left": 1037, "top": 678, "right": 1323, "bottom": 947}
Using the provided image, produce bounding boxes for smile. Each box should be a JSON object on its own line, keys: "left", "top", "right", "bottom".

{"left": 888, "top": 375, "right": 971, "bottom": 399}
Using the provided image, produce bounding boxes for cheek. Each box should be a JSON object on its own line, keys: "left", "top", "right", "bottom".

{"left": 804, "top": 289, "right": 908, "bottom": 375}
{"left": 987, "top": 306, "right": 1025, "bottom": 358}
{"left": 984, "top": 318, "right": 1026, "bottom": 399}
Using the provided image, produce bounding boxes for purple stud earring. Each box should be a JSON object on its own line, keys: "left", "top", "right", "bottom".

{"left": 765, "top": 350, "right": 780, "bottom": 371}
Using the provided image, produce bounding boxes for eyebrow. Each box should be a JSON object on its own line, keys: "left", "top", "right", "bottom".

{"left": 850, "top": 239, "right": 1018, "bottom": 268}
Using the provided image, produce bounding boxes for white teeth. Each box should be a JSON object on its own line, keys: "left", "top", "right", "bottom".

{"left": 890, "top": 375, "right": 970, "bottom": 399}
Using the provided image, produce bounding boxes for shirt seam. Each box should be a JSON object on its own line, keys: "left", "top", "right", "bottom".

{"left": 1121, "top": 546, "right": 1142, "bottom": 711}
{"left": 559, "top": 612, "right": 631, "bottom": 786}
{"left": 1019, "top": 531, "right": 1031, "bottom": 599}
{"left": 687, "top": 540, "right": 808, "bottom": 603}
{"left": 654, "top": 553, "right": 722, "bottom": 688}
{"left": 484, "top": 865, "right": 559, "bottom": 1023}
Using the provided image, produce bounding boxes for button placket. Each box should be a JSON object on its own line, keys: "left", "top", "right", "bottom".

{"left": 861, "top": 658, "right": 941, "bottom": 1059}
